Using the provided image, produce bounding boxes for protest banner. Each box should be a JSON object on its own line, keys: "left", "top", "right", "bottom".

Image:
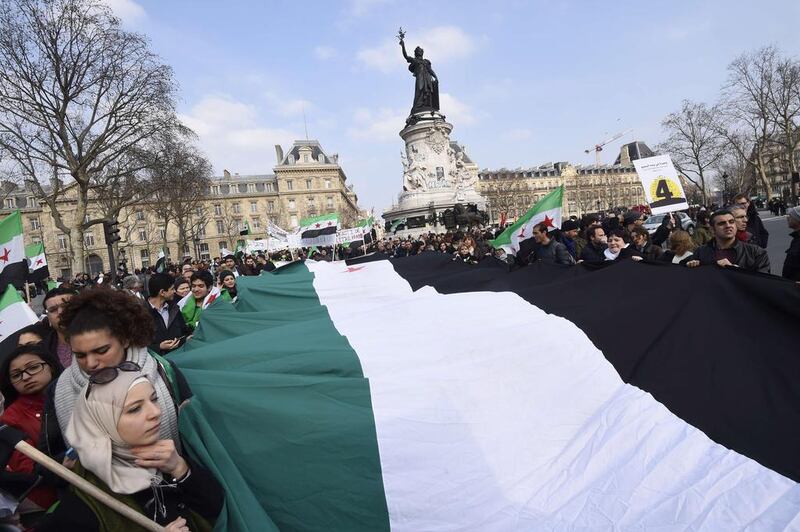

{"left": 633, "top": 154, "right": 689, "bottom": 214}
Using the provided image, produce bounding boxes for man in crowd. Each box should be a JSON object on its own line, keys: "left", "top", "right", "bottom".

{"left": 692, "top": 210, "right": 713, "bottom": 247}
{"left": 622, "top": 211, "right": 644, "bottom": 234}
{"left": 629, "top": 226, "right": 663, "bottom": 261}
{"left": 147, "top": 272, "right": 191, "bottom": 355}
{"left": 529, "top": 223, "right": 574, "bottom": 265}
{"left": 783, "top": 206, "right": 800, "bottom": 281}
{"left": 732, "top": 193, "right": 768, "bottom": 248}
{"left": 579, "top": 225, "right": 608, "bottom": 263}
{"left": 687, "top": 209, "right": 770, "bottom": 273}
{"left": 222, "top": 254, "right": 242, "bottom": 276}
{"left": 182, "top": 270, "right": 215, "bottom": 330}
{"left": 729, "top": 205, "right": 757, "bottom": 245}
{"left": 181, "top": 263, "right": 195, "bottom": 282}
{"left": 558, "top": 220, "right": 584, "bottom": 261}
{"left": 121, "top": 274, "right": 143, "bottom": 299}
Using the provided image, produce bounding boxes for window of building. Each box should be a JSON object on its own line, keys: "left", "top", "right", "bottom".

{"left": 252, "top": 218, "right": 261, "bottom": 230}
{"left": 288, "top": 199, "right": 296, "bottom": 210}
{"left": 326, "top": 197, "right": 334, "bottom": 209}
{"left": 234, "top": 219, "right": 242, "bottom": 231}
{"left": 238, "top": 184, "right": 247, "bottom": 194}
{"left": 159, "top": 226, "right": 166, "bottom": 240}
{"left": 248, "top": 183, "right": 256, "bottom": 193}
{"left": 216, "top": 220, "right": 225, "bottom": 234}
{"left": 211, "top": 185, "right": 220, "bottom": 195}
{"left": 30, "top": 217, "right": 40, "bottom": 230}
{"left": 27, "top": 197, "right": 37, "bottom": 208}
{"left": 214, "top": 204, "right": 222, "bottom": 216}
{"left": 183, "top": 244, "right": 190, "bottom": 255}
{"left": 219, "top": 241, "right": 227, "bottom": 251}
{"left": 135, "top": 210, "right": 144, "bottom": 221}
{"left": 266, "top": 182, "right": 275, "bottom": 192}
{"left": 31, "top": 237, "right": 41, "bottom": 245}
{"left": 286, "top": 180, "right": 294, "bottom": 191}
{"left": 139, "top": 228, "right": 147, "bottom": 241}
{"left": 303, "top": 154, "right": 309, "bottom": 163}
{"left": 195, "top": 207, "right": 203, "bottom": 217}
{"left": 250, "top": 201, "right": 258, "bottom": 213}
{"left": 198, "top": 224, "right": 207, "bottom": 237}
{"left": 84, "top": 214, "right": 90, "bottom": 224}
{"left": 4, "top": 198, "right": 14, "bottom": 209}
{"left": 318, "top": 153, "right": 325, "bottom": 163}
{"left": 324, "top": 179, "right": 332, "bottom": 189}
{"left": 290, "top": 215, "right": 298, "bottom": 227}
{"left": 267, "top": 200, "right": 275, "bottom": 212}
{"left": 84, "top": 233, "right": 95, "bottom": 247}
{"left": 58, "top": 234, "right": 67, "bottom": 251}
{"left": 140, "top": 249, "right": 150, "bottom": 268}
{"left": 306, "top": 179, "right": 313, "bottom": 189}
{"left": 199, "top": 243, "right": 210, "bottom": 261}
{"left": 232, "top": 203, "right": 241, "bottom": 214}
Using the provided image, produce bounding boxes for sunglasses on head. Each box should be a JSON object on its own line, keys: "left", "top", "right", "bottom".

{"left": 85, "top": 361, "right": 142, "bottom": 399}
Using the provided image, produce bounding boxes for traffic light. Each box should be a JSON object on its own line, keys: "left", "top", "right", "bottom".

{"left": 103, "top": 219, "right": 121, "bottom": 245}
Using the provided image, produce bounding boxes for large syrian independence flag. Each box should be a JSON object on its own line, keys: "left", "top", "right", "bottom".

{"left": 0, "top": 211, "right": 27, "bottom": 290}
{"left": 25, "top": 242, "right": 49, "bottom": 283}
{"left": 490, "top": 186, "right": 563, "bottom": 255}
{"left": 298, "top": 213, "right": 339, "bottom": 247}
{"left": 170, "top": 255, "right": 800, "bottom": 531}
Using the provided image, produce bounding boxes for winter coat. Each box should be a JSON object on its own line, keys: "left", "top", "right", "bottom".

{"left": 746, "top": 204, "right": 769, "bottom": 248}
{"left": 148, "top": 301, "right": 192, "bottom": 355}
{"left": 530, "top": 239, "right": 575, "bottom": 265}
{"left": 782, "top": 230, "right": 800, "bottom": 281}
{"left": 690, "top": 239, "right": 771, "bottom": 273}
{"left": 579, "top": 242, "right": 607, "bottom": 263}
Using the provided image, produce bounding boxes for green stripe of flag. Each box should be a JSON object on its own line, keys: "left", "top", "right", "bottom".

{"left": 25, "top": 242, "right": 45, "bottom": 258}
{"left": 489, "top": 185, "right": 563, "bottom": 248}
{"left": 0, "top": 211, "right": 22, "bottom": 243}
{"left": 299, "top": 212, "right": 338, "bottom": 228}
{"left": 0, "top": 283, "right": 24, "bottom": 311}
{"left": 171, "top": 263, "right": 390, "bottom": 531}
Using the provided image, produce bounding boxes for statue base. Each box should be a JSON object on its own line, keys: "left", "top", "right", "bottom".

{"left": 383, "top": 111, "right": 486, "bottom": 237}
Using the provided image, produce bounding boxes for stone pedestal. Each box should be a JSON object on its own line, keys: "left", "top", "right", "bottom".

{"left": 383, "top": 111, "right": 486, "bottom": 236}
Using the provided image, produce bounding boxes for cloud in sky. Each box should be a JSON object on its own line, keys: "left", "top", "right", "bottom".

{"left": 347, "top": 107, "right": 407, "bottom": 142}
{"left": 348, "top": 0, "right": 393, "bottom": 18}
{"left": 314, "top": 45, "right": 337, "bottom": 60}
{"left": 358, "top": 26, "right": 476, "bottom": 73}
{"left": 101, "top": 0, "right": 145, "bottom": 23}
{"left": 179, "top": 95, "right": 299, "bottom": 174}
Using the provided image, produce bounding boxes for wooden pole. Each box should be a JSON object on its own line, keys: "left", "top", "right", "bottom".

{"left": 14, "top": 441, "right": 166, "bottom": 532}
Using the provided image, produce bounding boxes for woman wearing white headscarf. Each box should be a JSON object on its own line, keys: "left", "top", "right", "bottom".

{"left": 38, "top": 287, "right": 192, "bottom": 467}
{"left": 33, "top": 368, "right": 223, "bottom": 531}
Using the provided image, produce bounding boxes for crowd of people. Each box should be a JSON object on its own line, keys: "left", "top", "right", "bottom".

{"left": 362, "top": 194, "right": 799, "bottom": 281}
{"left": 1, "top": 193, "right": 798, "bottom": 530}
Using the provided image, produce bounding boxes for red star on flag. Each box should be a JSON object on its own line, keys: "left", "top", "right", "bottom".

{"left": 35, "top": 258, "right": 43, "bottom": 265}
{"left": 327, "top": 221, "right": 333, "bottom": 226}
{"left": 518, "top": 228, "right": 525, "bottom": 239}
{"left": 343, "top": 266, "right": 364, "bottom": 273}
{"left": 0, "top": 248, "right": 9, "bottom": 263}
{"left": 315, "top": 223, "right": 321, "bottom": 228}
{"left": 542, "top": 215, "right": 555, "bottom": 228}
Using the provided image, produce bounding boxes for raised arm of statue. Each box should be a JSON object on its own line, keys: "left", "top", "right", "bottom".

{"left": 400, "top": 39, "right": 412, "bottom": 62}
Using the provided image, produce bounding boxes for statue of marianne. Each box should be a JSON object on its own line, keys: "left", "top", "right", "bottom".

{"left": 398, "top": 29, "right": 440, "bottom": 115}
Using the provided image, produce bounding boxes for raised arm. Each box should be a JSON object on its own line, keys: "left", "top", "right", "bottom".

{"left": 400, "top": 40, "right": 412, "bottom": 62}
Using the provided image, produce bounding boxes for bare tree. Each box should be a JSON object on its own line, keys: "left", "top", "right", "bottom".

{"left": 484, "top": 180, "right": 528, "bottom": 224}
{"left": 766, "top": 51, "right": 800, "bottom": 197}
{"left": 0, "top": 0, "right": 180, "bottom": 272}
{"left": 659, "top": 100, "right": 726, "bottom": 204}
{"left": 719, "top": 47, "right": 781, "bottom": 198}
{"left": 146, "top": 135, "right": 212, "bottom": 257}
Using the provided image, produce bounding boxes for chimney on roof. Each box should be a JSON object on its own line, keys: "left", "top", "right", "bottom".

{"left": 223, "top": 169, "right": 231, "bottom": 178}
{"left": 275, "top": 145, "right": 284, "bottom": 164}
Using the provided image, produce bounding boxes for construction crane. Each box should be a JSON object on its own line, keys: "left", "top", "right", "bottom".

{"left": 584, "top": 128, "right": 634, "bottom": 165}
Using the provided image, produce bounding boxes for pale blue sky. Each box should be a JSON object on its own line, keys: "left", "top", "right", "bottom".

{"left": 108, "top": 0, "right": 800, "bottom": 214}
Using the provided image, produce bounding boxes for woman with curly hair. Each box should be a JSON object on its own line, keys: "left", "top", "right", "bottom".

{"left": 40, "top": 287, "right": 192, "bottom": 463}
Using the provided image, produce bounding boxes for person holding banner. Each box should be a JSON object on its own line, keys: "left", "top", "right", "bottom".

{"left": 687, "top": 210, "right": 770, "bottom": 273}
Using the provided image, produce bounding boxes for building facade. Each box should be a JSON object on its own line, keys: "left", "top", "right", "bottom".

{"left": 0, "top": 139, "right": 361, "bottom": 277}
{"left": 477, "top": 143, "right": 649, "bottom": 223}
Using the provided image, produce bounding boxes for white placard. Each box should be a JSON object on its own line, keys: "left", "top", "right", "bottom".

{"left": 335, "top": 227, "right": 366, "bottom": 244}
{"left": 632, "top": 154, "right": 689, "bottom": 215}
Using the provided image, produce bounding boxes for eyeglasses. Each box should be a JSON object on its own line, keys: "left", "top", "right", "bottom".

{"left": 85, "top": 361, "right": 141, "bottom": 398}
{"left": 9, "top": 362, "right": 49, "bottom": 383}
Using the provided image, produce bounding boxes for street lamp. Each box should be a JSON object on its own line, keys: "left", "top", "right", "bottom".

{"left": 721, "top": 172, "right": 729, "bottom": 205}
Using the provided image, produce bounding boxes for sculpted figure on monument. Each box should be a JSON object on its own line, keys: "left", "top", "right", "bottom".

{"left": 401, "top": 150, "right": 428, "bottom": 191}
{"left": 398, "top": 28, "right": 440, "bottom": 116}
